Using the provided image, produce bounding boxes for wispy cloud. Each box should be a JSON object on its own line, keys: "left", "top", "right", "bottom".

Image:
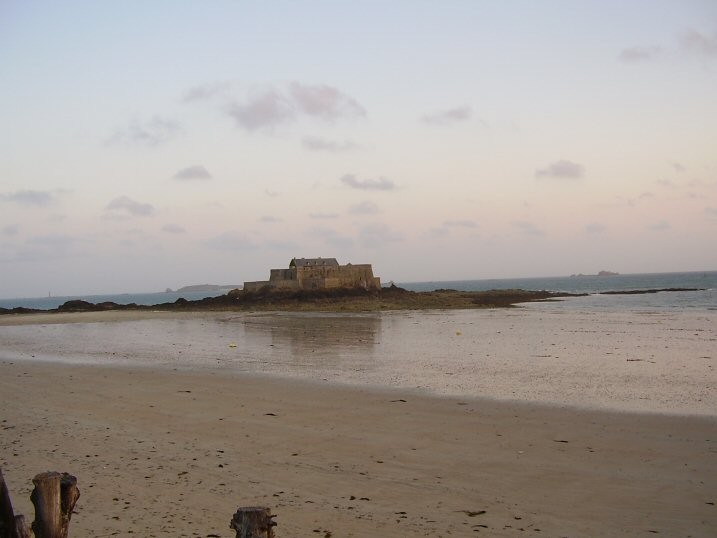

{"left": 0, "top": 190, "right": 57, "bottom": 206}
{"left": 535, "top": 159, "right": 585, "bottom": 180}
{"left": 105, "top": 116, "right": 181, "bottom": 147}
{"left": 161, "top": 223, "right": 186, "bottom": 234}
{"left": 705, "top": 207, "right": 717, "bottom": 218}
{"left": 618, "top": 46, "right": 662, "bottom": 63}
{"left": 181, "top": 82, "right": 232, "bottom": 103}
{"left": 349, "top": 201, "right": 380, "bottom": 215}
{"left": 359, "top": 223, "right": 404, "bottom": 245}
{"left": 648, "top": 220, "right": 671, "bottom": 231}
{"left": 679, "top": 29, "right": 717, "bottom": 58}
{"left": 205, "top": 231, "right": 257, "bottom": 251}
{"left": 259, "top": 216, "right": 283, "bottom": 223}
{"left": 309, "top": 212, "right": 340, "bottom": 220}
{"left": 671, "top": 162, "right": 686, "bottom": 173}
{"left": 2, "top": 224, "right": 19, "bottom": 236}
{"left": 290, "top": 82, "right": 366, "bottom": 121}
{"left": 173, "top": 165, "right": 213, "bottom": 181}
{"left": 1, "top": 235, "right": 77, "bottom": 263}
{"left": 302, "top": 136, "right": 358, "bottom": 153}
{"left": 513, "top": 220, "right": 545, "bottom": 236}
{"left": 585, "top": 222, "right": 606, "bottom": 234}
{"left": 443, "top": 219, "right": 478, "bottom": 229}
{"left": 341, "top": 174, "right": 396, "bottom": 191}
{"left": 422, "top": 105, "right": 473, "bottom": 125}
{"left": 106, "top": 196, "right": 155, "bottom": 217}
{"left": 226, "top": 90, "right": 294, "bottom": 131}
{"left": 311, "top": 226, "right": 355, "bottom": 249}
{"left": 222, "top": 82, "right": 366, "bottom": 132}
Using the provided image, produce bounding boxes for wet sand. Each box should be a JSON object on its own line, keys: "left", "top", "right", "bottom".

{"left": 1, "top": 308, "right": 716, "bottom": 536}
{"left": 1, "top": 360, "right": 715, "bottom": 537}
{"left": 1, "top": 306, "right": 715, "bottom": 414}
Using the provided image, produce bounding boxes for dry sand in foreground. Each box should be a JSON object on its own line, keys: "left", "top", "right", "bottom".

{"left": 1, "top": 360, "right": 715, "bottom": 537}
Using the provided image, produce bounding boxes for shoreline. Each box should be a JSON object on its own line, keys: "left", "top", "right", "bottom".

{"left": 1, "top": 359, "right": 715, "bottom": 537}
{"left": 1, "top": 307, "right": 715, "bottom": 417}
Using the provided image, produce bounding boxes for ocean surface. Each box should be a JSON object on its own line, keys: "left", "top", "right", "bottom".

{"left": 1, "top": 270, "right": 715, "bottom": 311}
{"left": 2, "top": 270, "right": 716, "bottom": 415}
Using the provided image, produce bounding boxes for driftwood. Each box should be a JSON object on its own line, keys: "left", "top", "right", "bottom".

{"left": 230, "top": 507, "right": 276, "bottom": 538}
{"left": 0, "top": 470, "right": 79, "bottom": 538}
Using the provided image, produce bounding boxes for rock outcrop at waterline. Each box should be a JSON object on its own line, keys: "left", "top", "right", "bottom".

{"left": 0, "top": 286, "right": 703, "bottom": 315}
{"left": 1, "top": 286, "right": 581, "bottom": 314}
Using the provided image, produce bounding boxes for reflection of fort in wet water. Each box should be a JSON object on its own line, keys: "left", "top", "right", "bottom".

{"left": 240, "top": 313, "right": 382, "bottom": 364}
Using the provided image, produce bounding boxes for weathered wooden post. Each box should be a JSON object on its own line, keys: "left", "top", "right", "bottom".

{"left": 229, "top": 507, "right": 276, "bottom": 538}
{"left": 29, "top": 472, "right": 79, "bottom": 538}
{"left": 0, "top": 469, "right": 30, "bottom": 538}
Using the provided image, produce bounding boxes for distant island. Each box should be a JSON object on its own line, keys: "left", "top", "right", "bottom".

{"left": 165, "top": 284, "right": 242, "bottom": 293}
{"left": 570, "top": 270, "right": 620, "bottom": 277}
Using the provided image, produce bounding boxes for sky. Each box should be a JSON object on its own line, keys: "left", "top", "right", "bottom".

{"left": 1, "top": 1, "right": 716, "bottom": 298}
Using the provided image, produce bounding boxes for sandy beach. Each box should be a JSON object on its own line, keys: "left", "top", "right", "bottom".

{"left": 1, "top": 308, "right": 716, "bottom": 537}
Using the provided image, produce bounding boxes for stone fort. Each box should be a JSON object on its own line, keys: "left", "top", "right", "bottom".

{"left": 243, "top": 257, "right": 381, "bottom": 292}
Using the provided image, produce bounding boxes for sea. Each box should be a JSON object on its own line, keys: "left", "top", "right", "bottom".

{"left": 1, "top": 270, "right": 715, "bottom": 312}
{"left": 2, "top": 270, "right": 716, "bottom": 414}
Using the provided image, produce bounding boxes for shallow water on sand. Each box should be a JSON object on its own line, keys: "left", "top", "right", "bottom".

{"left": 1, "top": 301, "right": 715, "bottom": 415}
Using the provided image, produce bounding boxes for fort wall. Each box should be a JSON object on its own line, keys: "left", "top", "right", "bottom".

{"left": 243, "top": 259, "right": 380, "bottom": 292}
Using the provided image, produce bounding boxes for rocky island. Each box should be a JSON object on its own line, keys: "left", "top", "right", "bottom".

{"left": 0, "top": 286, "right": 584, "bottom": 315}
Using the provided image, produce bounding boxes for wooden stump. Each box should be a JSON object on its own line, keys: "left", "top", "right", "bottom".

{"left": 0, "top": 469, "right": 30, "bottom": 538}
{"left": 30, "top": 472, "right": 79, "bottom": 538}
{"left": 229, "top": 507, "right": 276, "bottom": 538}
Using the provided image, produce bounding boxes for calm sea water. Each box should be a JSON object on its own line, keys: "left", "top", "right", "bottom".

{"left": 1, "top": 271, "right": 715, "bottom": 311}
{"left": 401, "top": 270, "right": 717, "bottom": 312}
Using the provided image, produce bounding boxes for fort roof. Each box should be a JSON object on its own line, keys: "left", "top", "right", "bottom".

{"left": 290, "top": 257, "right": 339, "bottom": 268}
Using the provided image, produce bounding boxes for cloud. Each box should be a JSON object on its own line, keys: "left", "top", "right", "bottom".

{"left": 289, "top": 82, "right": 366, "bottom": 121}
{"left": 341, "top": 174, "right": 396, "bottom": 191}
{"left": 0, "top": 190, "right": 56, "bottom": 206}
{"left": 106, "top": 196, "right": 155, "bottom": 217}
{"left": 181, "top": 82, "right": 231, "bottom": 103}
{"left": 585, "top": 222, "right": 606, "bottom": 234}
{"left": 422, "top": 105, "right": 473, "bottom": 125}
{"left": 535, "top": 159, "right": 585, "bottom": 180}
{"left": 679, "top": 29, "right": 717, "bottom": 58}
{"left": 309, "top": 212, "right": 339, "bottom": 219}
{"left": 302, "top": 136, "right": 358, "bottom": 152}
{"left": 1, "top": 234, "right": 77, "bottom": 263}
{"left": 513, "top": 220, "right": 545, "bottom": 237}
{"left": 161, "top": 223, "right": 186, "bottom": 234}
{"left": 205, "top": 231, "right": 257, "bottom": 251}
{"left": 350, "top": 201, "right": 380, "bottom": 215}
{"left": 106, "top": 116, "right": 181, "bottom": 147}
{"left": 218, "top": 82, "right": 365, "bottom": 133}
{"left": 618, "top": 46, "right": 662, "bottom": 63}
{"left": 226, "top": 90, "right": 294, "bottom": 131}
{"left": 671, "top": 162, "right": 686, "bottom": 173}
{"left": 648, "top": 220, "right": 671, "bottom": 231}
{"left": 704, "top": 207, "right": 717, "bottom": 218}
{"left": 259, "top": 216, "right": 283, "bottom": 223}
{"left": 443, "top": 219, "right": 478, "bottom": 229}
{"left": 358, "top": 223, "right": 404, "bottom": 245}
{"left": 173, "top": 165, "right": 212, "bottom": 181}
{"left": 2, "top": 224, "right": 19, "bottom": 236}
{"left": 311, "top": 226, "right": 354, "bottom": 249}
